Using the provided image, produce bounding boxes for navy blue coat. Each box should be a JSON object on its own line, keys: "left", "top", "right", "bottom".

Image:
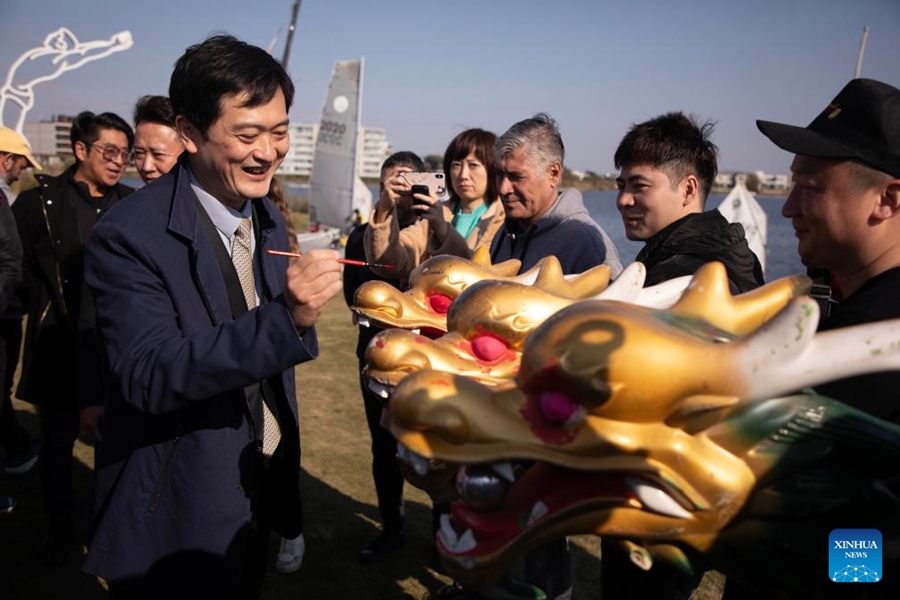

{"left": 82, "top": 160, "right": 315, "bottom": 589}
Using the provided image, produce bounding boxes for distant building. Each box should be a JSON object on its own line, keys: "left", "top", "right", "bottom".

{"left": 357, "top": 128, "right": 391, "bottom": 179}
{"left": 24, "top": 116, "right": 74, "bottom": 170}
{"left": 754, "top": 170, "right": 791, "bottom": 192}
{"left": 715, "top": 172, "right": 736, "bottom": 188}
{"left": 279, "top": 123, "right": 317, "bottom": 176}
{"left": 279, "top": 123, "right": 392, "bottom": 178}
{"left": 716, "top": 171, "right": 790, "bottom": 192}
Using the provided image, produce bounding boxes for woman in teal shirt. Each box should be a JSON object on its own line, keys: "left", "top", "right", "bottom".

{"left": 443, "top": 128, "right": 505, "bottom": 252}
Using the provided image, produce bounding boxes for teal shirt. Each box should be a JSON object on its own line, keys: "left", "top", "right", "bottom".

{"left": 451, "top": 202, "right": 488, "bottom": 241}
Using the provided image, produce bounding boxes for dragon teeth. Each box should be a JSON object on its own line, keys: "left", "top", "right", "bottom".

{"left": 455, "top": 528, "right": 476, "bottom": 553}
{"left": 526, "top": 501, "right": 549, "bottom": 526}
{"left": 439, "top": 514, "right": 457, "bottom": 547}
{"left": 489, "top": 462, "right": 516, "bottom": 483}
{"left": 626, "top": 477, "right": 692, "bottom": 519}
{"left": 357, "top": 316, "right": 371, "bottom": 327}
{"left": 438, "top": 514, "right": 476, "bottom": 553}
{"left": 366, "top": 380, "right": 391, "bottom": 399}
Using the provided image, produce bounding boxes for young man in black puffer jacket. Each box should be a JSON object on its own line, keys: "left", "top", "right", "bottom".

{"left": 606, "top": 110, "right": 764, "bottom": 600}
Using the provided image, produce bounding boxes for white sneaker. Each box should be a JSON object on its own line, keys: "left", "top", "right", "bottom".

{"left": 275, "top": 533, "right": 306, "bottom": 574}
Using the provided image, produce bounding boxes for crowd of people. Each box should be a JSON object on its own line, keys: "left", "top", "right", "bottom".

{"left": 0, "top": 31, "right": 898, "bottom": 600}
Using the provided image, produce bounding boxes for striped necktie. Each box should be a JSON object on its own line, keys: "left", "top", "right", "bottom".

{"left": 234, "top": 218, "right": 281, "bottom": 456}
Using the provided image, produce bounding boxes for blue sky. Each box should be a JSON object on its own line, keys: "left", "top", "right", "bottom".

{"left": 2, "top": 0, "right": 898, "bottom": 175}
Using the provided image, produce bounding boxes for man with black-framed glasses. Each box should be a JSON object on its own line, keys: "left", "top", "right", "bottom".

{"left": 12, "top": 110, "right": 134, "bottom": 567}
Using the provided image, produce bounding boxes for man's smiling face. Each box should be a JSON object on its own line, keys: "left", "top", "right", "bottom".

{"left": 616, "top": 163, "right": 689, "bottom": 241}
{"left": 180, "top": 88, "right": 290, "bottom": 209}
{"left": 496, "top": 146, "right": 560, "bottom": 229}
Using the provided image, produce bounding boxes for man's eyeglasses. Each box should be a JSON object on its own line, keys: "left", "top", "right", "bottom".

{"left": 91, "top": 144, "right": 133, "bottom": 165}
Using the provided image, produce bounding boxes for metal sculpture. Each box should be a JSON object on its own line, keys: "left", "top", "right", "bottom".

{"left": 1, "top": 28, "right": 133, "bottom": 133}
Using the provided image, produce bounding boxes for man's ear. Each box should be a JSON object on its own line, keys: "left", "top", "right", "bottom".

{"left": 681, "top": 174, "right": 701, "bottom": 209}
{"left": 73, "top": 140, "right": 88, "bottom": 162}
{"left": 547, "top": 161, "right": 562, "bottom": 188}
{"left": 873, "top": 180, "right": 900, "bottom": 221}
{"left": 175, "top": 115, "right": 200, "bottom": 154}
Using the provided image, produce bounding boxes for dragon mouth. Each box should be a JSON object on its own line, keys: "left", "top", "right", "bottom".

{"left": 409, "top": 447, "right": 697, "bottom": 579}
{"left": 355, "top": 313, "right": 445, "bottom": 339}
{"left": 365, "top": 376, "right": 394, "bottom": 403}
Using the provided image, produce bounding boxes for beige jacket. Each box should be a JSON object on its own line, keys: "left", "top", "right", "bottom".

{"left": 364, "top": 199, "right": 504, "bottom": 281}
{"left": 446, "top": 198, "right": 506, "bottom": 253}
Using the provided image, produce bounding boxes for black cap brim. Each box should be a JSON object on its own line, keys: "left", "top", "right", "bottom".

{"left": 756, "top": 120, "right": 857, "bottom": 159}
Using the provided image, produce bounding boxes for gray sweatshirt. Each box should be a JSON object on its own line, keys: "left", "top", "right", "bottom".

{"left": 489, "top": 187, "right": 623, "bottom": 278}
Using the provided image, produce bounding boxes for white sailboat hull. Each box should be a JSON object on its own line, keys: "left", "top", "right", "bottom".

{"left": 717, "top": 182, "right": 768, "bottom": 275}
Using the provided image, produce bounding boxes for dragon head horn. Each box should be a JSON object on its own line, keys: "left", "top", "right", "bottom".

{"left": 671, "top": 262, "right": 813, "bottom": 336}
{"left": 471, "top": 246, "right": 522, "bottom": 276}
{"left": 533, "top": 257, "right": 611, "bottom": 299}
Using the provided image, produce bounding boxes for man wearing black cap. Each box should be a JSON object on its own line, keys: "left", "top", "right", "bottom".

{"left": 757, "top": 77, "right": 900, "bottom": 426}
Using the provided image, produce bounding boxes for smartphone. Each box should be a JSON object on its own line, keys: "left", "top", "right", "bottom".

{"left": 410, "top": 185, "right": 431, "bottom": 203}
{"left": 402, "top": 172, "right": 447, "bottom": 199}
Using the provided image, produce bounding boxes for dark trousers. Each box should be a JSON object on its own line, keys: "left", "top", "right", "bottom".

{"left": 38, "top": 397, "right": 80, "bottom": 537}
{"left": 0, "top": 317, "right": 30, "bottom": 457}
{"left": 107, "top": 517, "right": 271, "bottom": 600}
{"left": 361, "top": 371, "right": 405, "bottom": 530}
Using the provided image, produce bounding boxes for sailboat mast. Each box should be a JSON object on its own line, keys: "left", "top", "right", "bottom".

{"left": 853, "top": 26, "right": 868, "bottom": 79}
{"left": 281, "top": 0, "right": 302, "bottom": 69}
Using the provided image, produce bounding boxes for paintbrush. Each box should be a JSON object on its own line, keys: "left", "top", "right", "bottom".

{"left": 265, "top": 249, "right": 395, "bottom": 270}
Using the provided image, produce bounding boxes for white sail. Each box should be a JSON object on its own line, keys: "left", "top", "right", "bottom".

{"left": 353, "top": 175, "right": 373, "bottom": 221}
{"left": 717, "top": 181, "right": 768, "bottom": 275}
{"left": 308, "top": 58, "right": 370, "bottom": 231}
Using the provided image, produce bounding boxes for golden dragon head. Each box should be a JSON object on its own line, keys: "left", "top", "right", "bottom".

{"left": 364, "top": 262, "right": 809, "bottom": 401}
{"left": 385, "top": 267, "right": 900, "bottom": 596}
{"left": 352, "top": 246, "right": 612, "bottom": 337}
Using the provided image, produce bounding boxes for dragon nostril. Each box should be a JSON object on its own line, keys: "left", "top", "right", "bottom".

{"left": 426, "top": 293, "right": 453, "bottom": 314}
{"left": 539, "top": 391, "right": 578, "bottom": 424}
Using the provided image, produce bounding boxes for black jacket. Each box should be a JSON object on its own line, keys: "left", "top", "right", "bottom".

{"left": 12, "top": 166, "right": 133, "bottom": 406}
{"left": 0, "top": 188, "right": 22, "bottom": 314}
{"left": 636, "top": 210, "right": 764, "bottom": 293}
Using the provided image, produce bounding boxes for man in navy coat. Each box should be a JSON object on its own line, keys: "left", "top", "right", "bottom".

{"left": 82, "top": 35, "right": 343, "bottom": 599}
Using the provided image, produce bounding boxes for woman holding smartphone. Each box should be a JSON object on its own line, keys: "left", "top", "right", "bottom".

{"left": 444, "top": 128, "right": 505, "bottom": 252}
{"left": 364, "top": 128, "right": 504, "bottom": 282}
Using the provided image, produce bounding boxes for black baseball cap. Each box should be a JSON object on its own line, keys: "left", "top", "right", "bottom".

{"left": 757, "top": 78, "right": 900, "bottom": 178}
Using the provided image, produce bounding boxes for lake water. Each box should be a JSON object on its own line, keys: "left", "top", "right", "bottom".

{"left": 582, "top": 190, "right": 804, "bottom": 283}
{"left": 125, "top": 179, "right": 803, "bottom": 283}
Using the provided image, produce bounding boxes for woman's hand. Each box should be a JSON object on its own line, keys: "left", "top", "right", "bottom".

{"left": 412, "top": 191, "right": 450, "bottom": 239}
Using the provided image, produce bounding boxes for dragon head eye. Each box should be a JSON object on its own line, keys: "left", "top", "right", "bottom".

{"left": 426, "top": 293, "right": 453, "bottom": 315}
{"left": 470, "top": 334, "right": 508, "bottom": 362}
